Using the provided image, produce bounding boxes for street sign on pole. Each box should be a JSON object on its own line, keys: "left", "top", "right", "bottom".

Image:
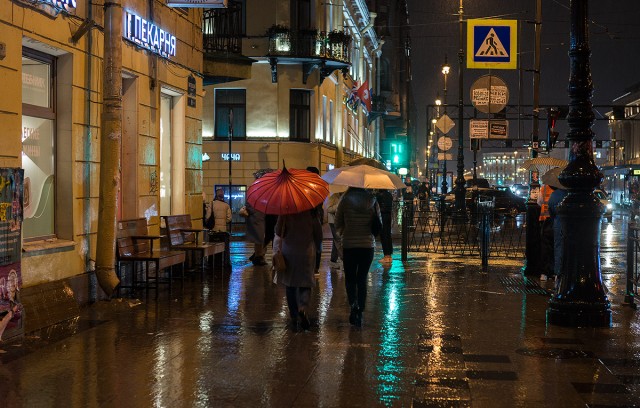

{"left": 435, "top": 114, "right": 455, "bottom": 134}
{"left": 470, "top": 75, "right": 509, "bottom": 114}
{"left": 467, "top": 19, "right": 518, "bottom": 70}
{"left": 469, "top": 119, "right": 509, "bottom": 139}
{"left": 437, "top": 136, "right": 453, "bottom": 151}
{"left": 438, "top": 153, "right": 453, "bottom": 161}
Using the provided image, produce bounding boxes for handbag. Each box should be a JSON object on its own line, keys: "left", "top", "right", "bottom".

{"left": 273, "top": 251, "right": 287, "bottom": 274}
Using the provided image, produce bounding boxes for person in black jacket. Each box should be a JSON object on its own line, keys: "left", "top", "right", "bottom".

{"left": 375, "top": 189, "right": 394, "bottom": 263}
{"left": 335, "top": 187, "right": 382, "bottom": 327}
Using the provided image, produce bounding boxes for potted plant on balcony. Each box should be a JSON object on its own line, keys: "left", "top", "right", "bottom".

{"left": 267, "top": 25, "right": 291, "bottom": 53}
{"left": 328, "top": 30, "right": 351, "bottom": 45}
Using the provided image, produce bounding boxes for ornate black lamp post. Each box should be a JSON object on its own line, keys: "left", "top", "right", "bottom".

{"left": 454, "top": 0, "right": 466, "bottom": 215}
{"left": 546, "top": 0, "right": 611, "bottom": 327}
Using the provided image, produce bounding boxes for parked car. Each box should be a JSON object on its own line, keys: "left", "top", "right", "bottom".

{"left": 466, "top": 178, "right": 490, "bottom": 189}
{"left": 511, "top": 183, "right": 530, "bottom": 199}
{"left": 594, "top": 189, "right": 613, "bottom": 222}
{"left": 439, "top": 187, "right": 526, "bottom": 217}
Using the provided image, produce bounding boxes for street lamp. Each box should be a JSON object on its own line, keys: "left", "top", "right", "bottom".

{"left": 454, "top": 0, "right": 466, "bottom": 215}
{"left": 547, "top": 0, "right": 611, "bottom": 327}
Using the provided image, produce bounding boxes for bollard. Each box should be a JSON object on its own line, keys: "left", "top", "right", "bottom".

{"left": 480, "top": 211, "right": 490, "bottom": 272}
{"left": 625, "top": 223, "right": 636, "bottom": 308}
{"left": 401, "top": 203, "right": 408, "bottom": 262}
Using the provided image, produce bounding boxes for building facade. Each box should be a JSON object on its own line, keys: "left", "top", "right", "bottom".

{"left": 201, "top": 0, "right": 382, "bottom": 214}
{"left": 0, "top": 0, "right": 204, "bottom": 330}
{"left": 604, "top": 83, "right": 640, "bottom": 205}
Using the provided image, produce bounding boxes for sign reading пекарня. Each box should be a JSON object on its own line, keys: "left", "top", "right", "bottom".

{"left": 123, "top": 10, "right": 177, "bottom": 58}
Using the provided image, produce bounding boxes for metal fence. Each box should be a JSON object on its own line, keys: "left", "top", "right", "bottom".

{"left": 400, "top": 199, "right": 526, "bottom": 259}
{"left": 625, "top": 223, "right": 640, "bottom": 309}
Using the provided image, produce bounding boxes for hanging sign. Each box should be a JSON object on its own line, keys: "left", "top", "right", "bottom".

{"left": 167, "top": 0, "right": 228, "bottom": 7}
{"left": 187, "top": 75, "right": 196, "bottom": 108}
{"left": 123, "top": 11, "right": 177, "bottom": 58}
{"left": 15, "top": 0, "right": 76, "bottom": 16}
{"left": 470, "top": 119, "right": 509, "bottom": 139}
{"left": 467, "top": 19, "right": 517, "bottom": 69}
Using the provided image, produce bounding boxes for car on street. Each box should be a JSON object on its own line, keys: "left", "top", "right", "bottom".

{"left": 439, "top": 187, "right": 527, "bottom": 217}
{"left": 511, "top": 183, "right": 530, "bottom": 199}
{"left": 594, "top": 189, "right": 613, "bottom": 222}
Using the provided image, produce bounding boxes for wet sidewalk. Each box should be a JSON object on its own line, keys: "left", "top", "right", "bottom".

{"left": 1, "top": 239, "right": 639, "bottom": 407}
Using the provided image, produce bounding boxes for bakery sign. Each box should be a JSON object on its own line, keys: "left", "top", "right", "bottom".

{"left": 123, "top": 11, "right": 177, "bottom": 58}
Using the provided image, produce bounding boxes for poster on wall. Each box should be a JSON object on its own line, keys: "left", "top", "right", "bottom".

{"left": 0, "top": 168, "right": 24, "bottom": 342}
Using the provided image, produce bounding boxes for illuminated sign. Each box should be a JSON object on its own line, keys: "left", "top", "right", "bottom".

{"left": 123, "top": 11, "right": 176, "bottom": 58}
{"left": 167, "top": 0, "right": 228, "bottom": 7}
{"left": 221, "top": 153, "right": 241, "bottom": 161}
{"left": 15, "top": 0, "right": 76, "bottom": 16}
{"left": 633, "top": 169, "right": 640, "bottom": 176}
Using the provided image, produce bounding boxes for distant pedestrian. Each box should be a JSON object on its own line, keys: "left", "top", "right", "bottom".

{"left": 548, "top": 186, "right": 568, "bottom": 279}
{"left": 274, "top": 209, "right": 323, "bottom": 331}
{"left": 306, "top": 166, "right": 324, "bottom": 275}
{"left": 207, "top": 188, "right": 232, "bottom": 266}
{"left": 538, "top": 182, "right": 558, "bottom": 281}
{"left": 375, "top": 189, "right": 394, "bottom": 263}
{"left": 244, "top": 202, "right": 267, "bottom": 266}
{"left": 327, "top": 191, "right": 344, "bottom": 269}
{"left": 335, "top": 187, "right": 382, "bottom": 327}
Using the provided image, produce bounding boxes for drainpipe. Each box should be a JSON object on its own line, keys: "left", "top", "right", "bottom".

{"left": 84, "top": 2, "right": 95, "bottom": 300}
{"left": 373, "top": 40, "right": 384, "bottom": 160}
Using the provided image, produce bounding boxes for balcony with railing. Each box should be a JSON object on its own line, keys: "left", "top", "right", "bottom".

{"left": 266, "top": 25, "right": 352, "bottom": 83}
{"left": 202, "top": 1, "right": 254, "bottom": 84}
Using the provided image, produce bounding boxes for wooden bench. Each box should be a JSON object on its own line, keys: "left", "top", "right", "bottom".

{"left": 116, "top": 218, "right": 186, "bottom": 291}
{"left": 162, "top": 214, "right": 226, "bottom": 270}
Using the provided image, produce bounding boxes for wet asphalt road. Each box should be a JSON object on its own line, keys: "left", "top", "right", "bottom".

{"left": 0, "top": 209, "right": 638, "bottom": 407}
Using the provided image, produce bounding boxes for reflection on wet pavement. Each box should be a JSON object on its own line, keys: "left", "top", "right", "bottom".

{"left": 0, "top": 210, "right": 639, "bottom": 407}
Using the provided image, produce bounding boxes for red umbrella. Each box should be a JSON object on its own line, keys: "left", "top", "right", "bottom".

{"left": 246, "top": 166, "right": 329, "bottom": 215}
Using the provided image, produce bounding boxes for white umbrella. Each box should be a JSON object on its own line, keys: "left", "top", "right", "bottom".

{"left": 322, "top": 164, "right": 406, "bottom": 190}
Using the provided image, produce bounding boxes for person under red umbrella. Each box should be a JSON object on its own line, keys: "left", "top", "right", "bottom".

{"left": 247, "top": 164, "right": 329, "bottom": 330}
{"left": 274, "top": 208, "right": 323, "bottom": 331}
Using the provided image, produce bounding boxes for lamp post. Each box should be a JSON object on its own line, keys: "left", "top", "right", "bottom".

{"left": 547, "top": 0, "right": 611, "bottom": 327}
{"left": 440, "top": 58, "right": 450, "bottom": 195}
{"left": 453, "top": 0, "right": 466, "bottom": 215}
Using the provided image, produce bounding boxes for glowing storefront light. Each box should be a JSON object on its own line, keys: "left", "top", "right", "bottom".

{"left": 123, "top": 11, "right": 177, "bottom": 58}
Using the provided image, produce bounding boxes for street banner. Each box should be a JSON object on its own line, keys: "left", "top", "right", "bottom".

{"left": 0, "top": 168, "right": 24, "bottom": 342}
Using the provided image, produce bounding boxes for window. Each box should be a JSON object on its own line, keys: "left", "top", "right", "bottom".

{"left": 22, "top": 50, "right": 56, "bottom": 240}
{"left": 291, "top": 0, "right": 312, "bottom": 31}
{"left": 290, "top": 90, "right": 311, "bottom": 141}
{"left": 215, "top": 89, "right": 246, "bottom": 139}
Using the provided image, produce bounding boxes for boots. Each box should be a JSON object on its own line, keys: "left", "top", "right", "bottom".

{"left": 349, "top": 303, "right": 362, "bottom": 327}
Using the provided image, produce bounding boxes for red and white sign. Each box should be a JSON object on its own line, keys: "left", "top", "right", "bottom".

{"left": 167, "top": 0, "right": 228, "bottom": 7}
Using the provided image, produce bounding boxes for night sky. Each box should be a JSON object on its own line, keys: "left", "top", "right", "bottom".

{"left": 404, "top": 0, "right": 640, "bottom": 169}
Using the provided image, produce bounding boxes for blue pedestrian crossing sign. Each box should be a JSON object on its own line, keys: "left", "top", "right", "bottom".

{"left": 467, "top": 19, "right": 517, "bottom": 69}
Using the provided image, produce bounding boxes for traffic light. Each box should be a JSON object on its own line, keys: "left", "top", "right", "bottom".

{"left": 546, "top": 108, "right": 559, "bottom": 151}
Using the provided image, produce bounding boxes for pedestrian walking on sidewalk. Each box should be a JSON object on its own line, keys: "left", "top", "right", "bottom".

{"left": 375, "top": 189, "right": 394, "bottom": 263}
{"left": 306, "top": 166, "right": 324, "bottom": 275}
{"left": 244, "top": 202, "right": 267, "bottom": 266}
{"left": 274, "top": 209, "right": 323, "bottom": 331}
{"left": 206, "top": 188, "right": 232, "bottom": 267}
{"left": 327, "top": 191, "right": 344, "bottom": 269}
{"left": 335, "top": 187, "right": 382, "bottom": 327}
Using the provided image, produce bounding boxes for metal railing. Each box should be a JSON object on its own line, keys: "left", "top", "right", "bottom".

{"left": 267, "top": 28, "right": 351, "bottom": 64}
{"left": 625, "top": 223, "right": 640, "bottom": 309}
{"left": 400, "top": 198, "right": 526, "bottom": 260}
{"left": 203, "top": 1, "right": 243, "bottom": 54}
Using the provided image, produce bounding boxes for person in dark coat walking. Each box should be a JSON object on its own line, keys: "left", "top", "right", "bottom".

{"left": 548, "top": 186, "right": 568, "bottom": 279}
{"left": 375, "top": 189, "right": 394, "bottom": 263}
{"left": 275, "top": 209, "right": 323, "bottom": 330}
{"left": 335, "top": 187, "right": 382, "bottom": 327}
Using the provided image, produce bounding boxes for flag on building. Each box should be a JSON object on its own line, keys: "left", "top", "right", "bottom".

{"left": 356, "top": 80, "right": 372, "bottom": 113}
